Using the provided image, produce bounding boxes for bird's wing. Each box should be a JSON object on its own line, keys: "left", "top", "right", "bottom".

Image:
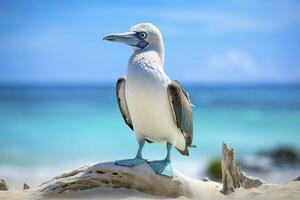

{"left": 167, "top": 80, "right": 193, "bottom": 149}
{"left": 116, "top": 76, "right": 133, "bottom": 130}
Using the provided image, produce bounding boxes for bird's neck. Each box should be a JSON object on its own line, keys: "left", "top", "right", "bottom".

{"left": 132, "top": 44, "right": 164, "bottom": 68}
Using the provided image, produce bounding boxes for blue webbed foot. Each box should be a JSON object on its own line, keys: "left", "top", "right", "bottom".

{"left": 115, "top": 157, "right": 147, "bottom": 167}
{"left": 148, "top": 159, "right": 173, "bottom": 178}
{"left": 115, "top": 139, "right": 147, "bottom": 167}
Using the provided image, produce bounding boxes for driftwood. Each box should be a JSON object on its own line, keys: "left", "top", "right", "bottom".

{"left": 35, "top": 162, "right": 201, "bottom": 198}
{"left": 221, "top": 143, "right": 264, "bottom": 194}
{"left": 34, "top": 144, "right": 266, "bottom": 198}
{"left": 293, "top": 176, "right": 300, "bottom": 181}
{"left": 0, "top": 179, "right": 8, "bottom": 191}
{"left": 23, "top": 183, "right": 30, "bottom": 190}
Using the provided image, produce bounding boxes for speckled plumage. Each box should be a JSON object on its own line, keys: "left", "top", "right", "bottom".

{"left": 108, "top": 23, "right": 193, "bottom": 157}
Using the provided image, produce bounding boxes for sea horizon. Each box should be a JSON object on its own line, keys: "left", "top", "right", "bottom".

{"left": 1, "top": 81, "right": 300, "bottom": 88}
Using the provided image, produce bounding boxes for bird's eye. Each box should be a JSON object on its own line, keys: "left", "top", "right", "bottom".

{"left": 138, "top": 32, "right": 147, "bottom": 39}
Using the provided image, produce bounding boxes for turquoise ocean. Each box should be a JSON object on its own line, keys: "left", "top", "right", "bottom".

{"left": 0, "top": 84, "right": 300, "bottom": 186}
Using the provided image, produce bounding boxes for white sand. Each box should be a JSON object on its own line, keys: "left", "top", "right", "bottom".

{"left": 0, "top": 181, "right": 299, "bottom": 200}
{"left": 0, "top": 162, "right": 299, "bottom": 200}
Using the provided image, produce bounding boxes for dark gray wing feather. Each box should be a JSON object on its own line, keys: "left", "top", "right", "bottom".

{"left": 116, "top": 76, "right": 133, "bottom": 130}
{"left": 116, "top": 76, "right": 154, "bottom": 143}
{"left": 167, "top": 80, "right": 193, "bottom": 151}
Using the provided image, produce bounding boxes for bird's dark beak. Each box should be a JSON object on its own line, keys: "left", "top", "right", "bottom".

{"left": 103, "top": 32, "right": 148, "bottom": 49}
{"left": 103, "top": 32, "right": 139, "bottom": 46}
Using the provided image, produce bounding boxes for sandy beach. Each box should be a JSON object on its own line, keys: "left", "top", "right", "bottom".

{"left": 0, "top": 179, "right": 299, "bottom": 200}
{"left": 1, "top": 161, "right": 299, "bottom": 200}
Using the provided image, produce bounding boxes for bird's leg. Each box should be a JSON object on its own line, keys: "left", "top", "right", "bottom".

{"left": 147, "top": 143, "right": 173, "bottom": 178}
{"left": 115, "top": 139, "right": 147, "bottom": 167}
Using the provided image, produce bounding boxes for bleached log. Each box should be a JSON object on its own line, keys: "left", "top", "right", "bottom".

{"left": 36, "top": 162, "right": 199, "bottom": 198}
{"left": 0, "top": 179, "right": 8, "bottom": 191}
{"left": 23, "top": 183, "right": 30, "bottom": 190}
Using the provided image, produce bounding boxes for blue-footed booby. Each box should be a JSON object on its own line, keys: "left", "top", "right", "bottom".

{"left": 103, "top": 23, "right": 194, "bottom": 178}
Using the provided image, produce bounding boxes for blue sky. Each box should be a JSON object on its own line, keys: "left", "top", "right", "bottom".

{"left": 0, "top": 0, "right": 300, "bottom": 83}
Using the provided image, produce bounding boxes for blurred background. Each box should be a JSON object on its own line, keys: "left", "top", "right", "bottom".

{"left": 0, "top": 0, "right": 300, "bottom": 187}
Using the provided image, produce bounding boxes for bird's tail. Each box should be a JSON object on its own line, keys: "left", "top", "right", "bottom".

{"left": 176, "top": 144, "right": 197, "bottom": 156}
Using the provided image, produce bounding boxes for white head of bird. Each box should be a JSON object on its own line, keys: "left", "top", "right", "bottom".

{"left": 103, "top": 23, "right": 165, "bottom": 67}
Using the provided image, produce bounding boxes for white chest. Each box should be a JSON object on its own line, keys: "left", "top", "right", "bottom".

{"left": 126, "top": 50, "right": 169, "bottom": 107}
{"left": 124, "top": 52, "right": 177, "bottom": 143}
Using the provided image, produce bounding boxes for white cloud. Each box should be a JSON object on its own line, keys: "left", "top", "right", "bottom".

{"left": 159, "top": 10, "right": 267, "bottom": 33}
{"left": 152, "top": 0, "right": 300, "bottom": 33}
{"left": 173, "top": 50, "right": 264, "bottom": 83}
{"left": 208, "top": 50, "right": 258, "bottom": 74}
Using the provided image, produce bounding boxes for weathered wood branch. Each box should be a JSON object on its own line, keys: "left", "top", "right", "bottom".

{"left": 36, "top": 162, "right": 200, "bottom": 198}
{"left": 0, "top": 179, "right": 8, "bottom": 191}
{"left": 221, "top": 143, "right": 264, "bottom": 195}
{"left": 34, "top": 143, "right": 266, "bottom": 198}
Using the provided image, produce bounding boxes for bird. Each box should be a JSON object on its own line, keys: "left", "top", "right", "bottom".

{"left": 103, "top": 23, "right": 194, "bottom": 178}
